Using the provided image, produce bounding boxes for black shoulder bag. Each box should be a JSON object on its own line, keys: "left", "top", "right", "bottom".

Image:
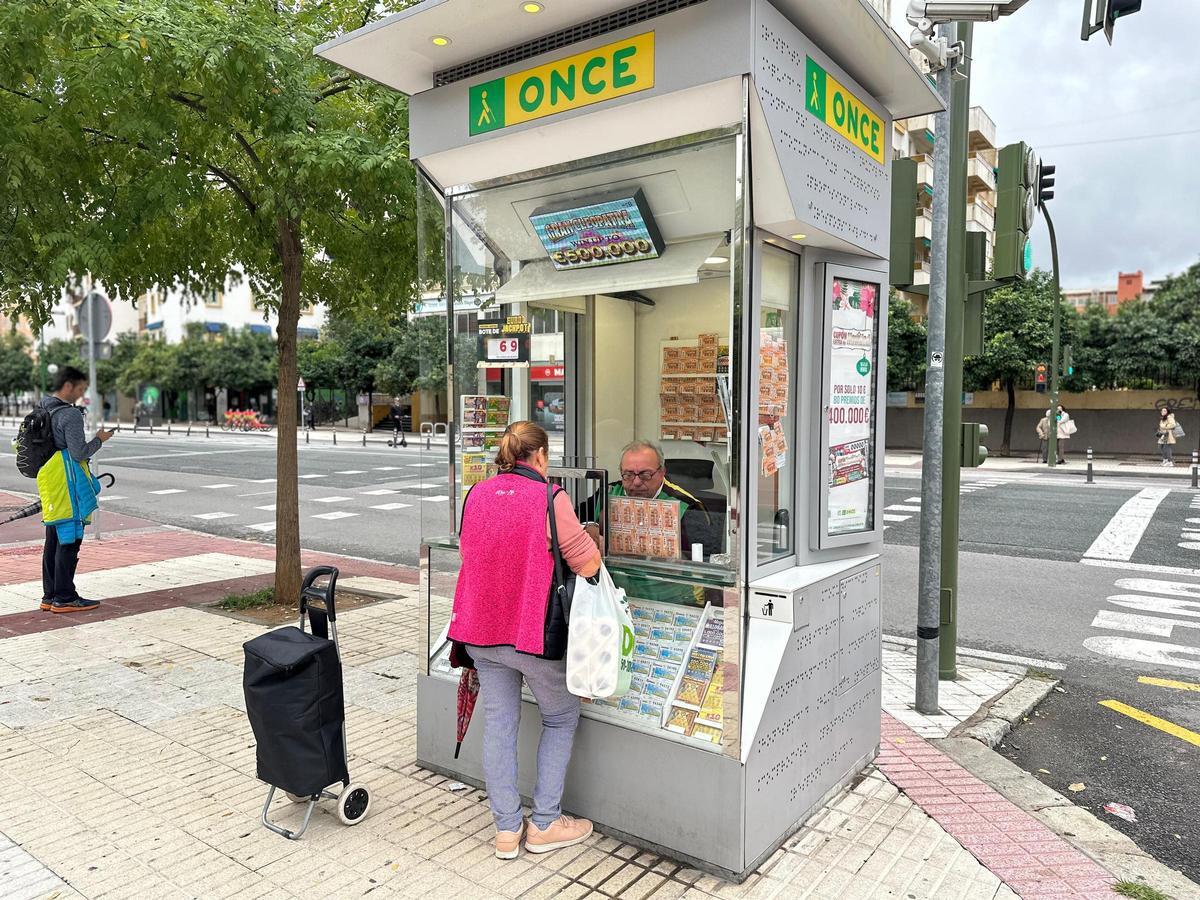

{"left": 541, "top": 481, "right": 576, "bottom": 660}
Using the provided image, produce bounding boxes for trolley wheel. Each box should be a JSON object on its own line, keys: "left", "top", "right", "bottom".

{"left": 284, "top": 791, "right": 312, "bottom": 803}
{"left": 336, "top": 783, "right": 371, "bottom": 825}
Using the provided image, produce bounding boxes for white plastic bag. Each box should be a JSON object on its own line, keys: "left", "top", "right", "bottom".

{"left": 566, "top": 564, "right": 634, "bottom": 699}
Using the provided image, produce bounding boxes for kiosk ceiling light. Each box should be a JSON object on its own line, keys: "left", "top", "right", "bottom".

{"left": 521, "top": 1, "right": 545, "bottom": 12}
{"left": 704, "top": 256, "right": 728, "bottom": 265}
{"left": 790, "top": 233, "right": 807, "bottom": 241}
{"left": 430, "top": 35, "right": 452, "bottom": 47}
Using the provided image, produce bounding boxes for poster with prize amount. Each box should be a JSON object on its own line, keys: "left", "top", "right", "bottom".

{"left": 827, "top": 276, "right": 879, "bottom": 535}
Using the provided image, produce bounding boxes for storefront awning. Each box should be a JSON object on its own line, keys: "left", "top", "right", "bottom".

{"left": 494, "top": 237, "right": 723, "bottom": 306}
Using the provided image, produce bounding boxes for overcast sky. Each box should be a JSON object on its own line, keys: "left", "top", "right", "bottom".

{"left": 892, "top": 0, "right": 1200, "bottom": 289}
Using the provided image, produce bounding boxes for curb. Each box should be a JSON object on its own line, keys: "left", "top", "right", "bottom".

{"left": 937, "top": 736, "right": 1200, "bottom": 900}
{"left": 954, "top": 674, "right": 1059, "bottom": 748}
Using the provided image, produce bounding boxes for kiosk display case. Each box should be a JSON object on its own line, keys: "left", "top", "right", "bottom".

{"left": 318, "top": 0, "right": 941, "bottom": 880}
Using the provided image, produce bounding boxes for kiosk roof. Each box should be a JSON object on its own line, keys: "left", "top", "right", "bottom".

{"left": 316, "top": 0, "right": 942, "bottom": 118}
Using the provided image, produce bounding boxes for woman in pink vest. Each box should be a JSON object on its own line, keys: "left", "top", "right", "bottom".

{"left": 451, "top": 420, "right": 602, "bottom": 859}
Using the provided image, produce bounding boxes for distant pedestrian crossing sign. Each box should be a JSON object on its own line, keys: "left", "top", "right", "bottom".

{"left": 297, "top": 377, "right": 306, "bottom": 392}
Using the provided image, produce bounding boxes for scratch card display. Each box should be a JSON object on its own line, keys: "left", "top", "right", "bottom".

{"left": 607, "top": 496, "right": 682, "bottom": 559}
{"left": 588, "top": 598, "right": 701, "bottom": 730}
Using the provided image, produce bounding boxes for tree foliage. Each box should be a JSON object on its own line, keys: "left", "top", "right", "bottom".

{"left": 0, "top": 332, "right": 35, "bottom": 402}
{"left": 886, "top": 292, "right": 926, "bottom": 392}
{"left": 0, "top": 0, "right": 419, "bottom": 598}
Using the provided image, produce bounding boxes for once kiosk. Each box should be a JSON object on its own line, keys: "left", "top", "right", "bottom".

{"left": 318, "top": 0, "right": 941, "bottom": 880}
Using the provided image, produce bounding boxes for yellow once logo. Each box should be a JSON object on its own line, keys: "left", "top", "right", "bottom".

{"left": 469, "top": 32, "right": 655, "bottom": 135}
{"left": 804, "top": 56, "right": 885, "bottom": 165}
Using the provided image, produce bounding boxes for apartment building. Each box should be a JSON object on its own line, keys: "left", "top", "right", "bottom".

{"left": 892, "top": 105, "right": 999, "bottom": 317}
{"left": 1066, "top": 270, "right": 1159, "bottom": 314}
{"left": 138, "top": 274, "right": 326, "bottom": 342}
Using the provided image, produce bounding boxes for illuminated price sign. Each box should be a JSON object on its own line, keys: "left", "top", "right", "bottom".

{"left": 488, "top": 337, "right": 522, "bottom": 360}
{"left": 477, "top": 317, "right": 531, "bottom": 366}
{"left": 530, "top": 188, "right": 664, "bottom": 271}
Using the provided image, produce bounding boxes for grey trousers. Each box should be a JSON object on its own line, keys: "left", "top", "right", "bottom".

{"left": 466, "top": 644, "right": 581, "bottom": 832}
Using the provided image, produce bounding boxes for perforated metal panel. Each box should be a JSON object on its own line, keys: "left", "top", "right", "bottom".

{"left": 744, "top": 559, "right": 881, "bottom": 864}
{"left": 752, "top": 0, "right": 890, "bottom": 257}
{"left": 433, "top": 0, "right": 709, "bottom": 86}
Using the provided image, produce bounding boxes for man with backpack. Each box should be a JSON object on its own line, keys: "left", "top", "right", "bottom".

{"left": 16, "top": 367, "right": 114, "bottom": 613}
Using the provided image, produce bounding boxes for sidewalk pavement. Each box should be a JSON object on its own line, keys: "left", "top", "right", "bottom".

{"left": 887, "top": 450, "right": 1199, "bottom": 481}
{"left": 1, "top": 492, "right": 1196, "bottom": 900}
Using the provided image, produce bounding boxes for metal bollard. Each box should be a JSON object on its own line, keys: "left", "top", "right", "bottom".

{"left": 167, "top": 420, "right": 172, "bottom": 435}
{"left": 187, "top": 421, "right": 192, "bottom": 437}
{"left": 150, "top": 420, "right": 154, "bottom": 434}
{"left": 205, "top": 423, "right": 210, "bottom": 438}
{"left": 305, "top": 429, "right": 310, "bottom": 444}
{"left": 333, "top": 429, "right": 337, "bottom": 446}
{"left": 1192, "top": 450, "right": 1198, "bottom": 489}
{"left": 1086, "top": 447, "right": 1093, "bottom": 484}
{"left": 362, "top": 429, "right": 367, "bottom": 447}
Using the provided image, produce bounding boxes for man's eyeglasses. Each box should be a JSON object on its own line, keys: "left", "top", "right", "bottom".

{"left": 620, "top": 467, "right": 662, "bottom": 483}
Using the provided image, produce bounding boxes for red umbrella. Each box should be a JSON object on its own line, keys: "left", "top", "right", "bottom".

{"left": 455, "top": 667, "right": 480, "bottom": 759}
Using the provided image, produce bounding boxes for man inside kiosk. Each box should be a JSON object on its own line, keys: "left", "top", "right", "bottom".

{"left": 577, "top": 439, "right": 722, "bottom": 561}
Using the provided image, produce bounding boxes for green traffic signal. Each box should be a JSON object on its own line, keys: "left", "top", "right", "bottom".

{"left": 889, "top": 158, "right": 919, "bottom": 288}
{"left": 996, "top": 142, "right": 1038, "bottom": 281}
{"left": 961, "top": 422, "right": 988, "bottom": 468}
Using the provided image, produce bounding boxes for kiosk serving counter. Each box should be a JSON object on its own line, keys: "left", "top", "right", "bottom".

{"left": 318, "top": 0, "right": 941, "bottom": 879}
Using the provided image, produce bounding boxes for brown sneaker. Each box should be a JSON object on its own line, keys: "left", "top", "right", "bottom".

{"left": 524, "top": 815, "right": 593, "bottom": 854}
{"left": 495, "top": 820, "right": 525, "bottom": 859}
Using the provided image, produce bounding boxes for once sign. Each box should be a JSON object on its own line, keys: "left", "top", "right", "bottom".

{"left": 804, "top": 57, "right": 884, "bottom": 165}
{"left": 469, "top": 32, "right": 654, "bottom": 136}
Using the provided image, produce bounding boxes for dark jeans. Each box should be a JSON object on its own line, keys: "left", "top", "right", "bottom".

{"left": 42, "top": 527, "right": 82, "bottom": 602}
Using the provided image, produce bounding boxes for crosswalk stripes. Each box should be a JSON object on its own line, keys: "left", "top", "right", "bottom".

{"left": 192, "top": 512, "right": 236, "bottom": 520}
{"left": 370, "top": 503, "right": 412, "bottom": 511}
{"left": 311, "top": 511, "right": 358, "bottom": 521}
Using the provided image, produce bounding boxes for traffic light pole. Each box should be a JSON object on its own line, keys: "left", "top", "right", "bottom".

{"left": 915, "top": 28, "right": 954, "bottom": 715}
{"left": 938, "top": 20, "right": 972, "bottom": 681}
{"left": 1044, "top": 203, "right": 1062, "bottom": 468}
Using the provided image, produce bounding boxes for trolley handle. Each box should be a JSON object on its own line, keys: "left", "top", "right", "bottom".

{"left": 300, "top": 565, "right": 339, "bottom": 623}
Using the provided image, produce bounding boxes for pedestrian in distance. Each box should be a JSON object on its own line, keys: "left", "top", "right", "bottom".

{"left": 36, "top": 367, "right": 114, "bottom": 613}
{"left": 1055, "top": 404, "right": 1075, "bottom": 464}
{"left": 304, "top": 401, "right": 315, "bottom": 431}
{"left": 449, "top": 420, "right": 601, "bottom": 860}
{"left": 1036, "top": 411, "right": 1051, "bottom": 463}
{"left": 389, "top": 397, "right": 407, "bottom": 447}
{"left": 1156, "top": 405, "right": 1178, "bottom": 467}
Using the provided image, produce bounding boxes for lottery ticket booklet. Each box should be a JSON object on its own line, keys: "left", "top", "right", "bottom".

{"left": 607, "top": 496, "right": 683, "bottom": 560}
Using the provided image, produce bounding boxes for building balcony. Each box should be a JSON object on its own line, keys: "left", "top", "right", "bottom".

{"left": 966, "top": 199, "right": 995, "bottom": 232}
{"left": 969, "top": 106, "right": 997, "bottom": 152}
{"left": 904, "top": 115, "right": 936, "bottom": 154}
{"left": 915, "top": 209, "right": 933, "bottom": 241}
{"left": 967, "top": 156, "right": 996, "bottom": 194}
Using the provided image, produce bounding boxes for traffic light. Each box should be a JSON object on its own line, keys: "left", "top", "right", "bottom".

{"left": 962, "top": 422, "right": 988, "bottom": 468}
{"left": 1035, "top": 363, "right": 1048, "bottom": 393}
{"left": 1063, "top": 345, "right": 1074, "bottom": 377}
{"left": 964, "top": 231, "right": 987, "bottom": 357}
{"left": 995, "top": 142, "right": 1038, "bottom": 281}
{"left": 1038, "top": 163, "right": 1055, "bottom": 204}
{"left": 889, "top": 158, "right": 919, "bottom": 288}
{"left": 1082, "top": 0, "right": 1142, "bottom": 44}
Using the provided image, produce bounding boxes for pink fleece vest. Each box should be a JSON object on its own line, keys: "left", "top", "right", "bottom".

{"left": 449, "top": 467, "right": 554, "bottom": 655}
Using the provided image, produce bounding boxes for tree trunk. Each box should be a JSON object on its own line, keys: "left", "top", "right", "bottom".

{"left": 1001, "top": 377, "right": 1015, "bottom": 456}
{"left": 274, "top": 215, "right": 303, "bottom": 604}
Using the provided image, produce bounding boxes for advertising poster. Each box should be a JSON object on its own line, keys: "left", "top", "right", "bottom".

{"left": 826, "top": 276, "right": 879, "bottom": 535}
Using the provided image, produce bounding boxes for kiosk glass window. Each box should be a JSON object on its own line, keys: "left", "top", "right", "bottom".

{"left": 756, "top": 245, "right": 799, "bottom": 565}
{"left": 821, "top": 268, "right": 882, "bottom": 539}
{"left": 428, "top": 135, "right": 741, "bottom": 754}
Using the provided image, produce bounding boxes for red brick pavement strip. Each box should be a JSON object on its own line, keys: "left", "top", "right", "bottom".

{"left": 0, "top": 522, "right": 417, "bottom": 637}
{"left": 0, "top": 526, "right": 416, "bottom": 586}
{"left": 877, "top": 713, "right": 1115, "bottom": 899}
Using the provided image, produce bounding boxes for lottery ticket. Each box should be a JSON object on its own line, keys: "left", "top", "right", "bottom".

{"left": 675, "top": 677, "right": 707, "bottom": 707}
{"left": 665, "top": 707, "right": 696, "bottom": 734}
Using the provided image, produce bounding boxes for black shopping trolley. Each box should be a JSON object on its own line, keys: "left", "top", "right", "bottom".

{"left": 243, "top": 566, "right": 371, "bottom": 839}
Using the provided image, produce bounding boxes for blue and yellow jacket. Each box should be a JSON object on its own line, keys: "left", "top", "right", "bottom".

{"left": 38, "top": 449, "right": 101, "bottom": 542}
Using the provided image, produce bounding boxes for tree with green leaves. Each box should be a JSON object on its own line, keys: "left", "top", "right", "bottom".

{"left": 886, "top": 292, "right": 927, "bottom": 392}
{"left": 0, "top": 333, "right": 35, "bottom": 413}
{"left": 964, "top": 269, "right": 1073, "bottom": 455}
{"left": 0, "top": 0, "right": 417, "bottom": 599}
{"left": 374, "top": 317, "right": 477, "bottom": 414}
